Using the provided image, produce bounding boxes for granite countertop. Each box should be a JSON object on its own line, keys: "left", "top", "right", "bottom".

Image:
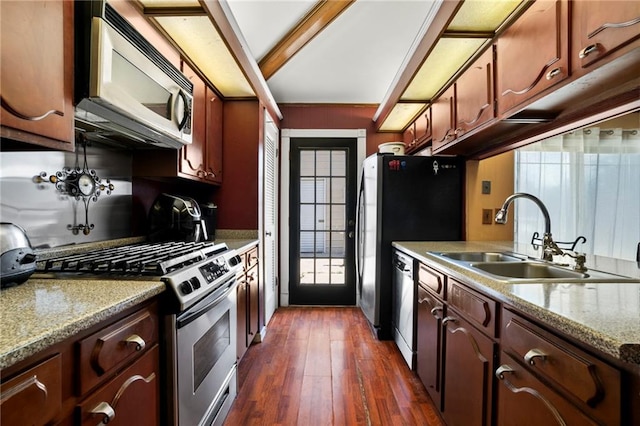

{"left": 0, "top": 235, "right": 258, "bottom": 370}
{"left": 0, "top": 278, "right": 164, "bottom": 369}
{"left": 393, "top": 241, "right": 640, "bottom": 366}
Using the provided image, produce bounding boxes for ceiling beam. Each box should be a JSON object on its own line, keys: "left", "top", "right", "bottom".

{"left": 258, "top": 0, "right": 356, "bottom": 81}
{"left": 201, "top": 0, "right": 283, "bottom": 119}
{"left": 373, "top": 0, "right": 463, "bottom": 130}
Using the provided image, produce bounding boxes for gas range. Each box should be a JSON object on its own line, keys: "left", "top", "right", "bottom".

{"left": 35, "top": 240, "right": 242, "bottom": 311}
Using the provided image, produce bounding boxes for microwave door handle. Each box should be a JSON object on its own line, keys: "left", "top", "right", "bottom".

{"left": 176, "top": 89, "right": 190, "bottom": 131}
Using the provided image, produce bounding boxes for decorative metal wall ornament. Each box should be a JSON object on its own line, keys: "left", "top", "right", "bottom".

{"left": 33, "top": 134, "right": 115, "bottom": 235}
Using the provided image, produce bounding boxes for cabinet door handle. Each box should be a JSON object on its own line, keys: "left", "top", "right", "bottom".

{"left": 430, "top": 307, "right": 443, "bottom": 316}
{"left": 90, "top": 401, "right": 115, "bottom": 424}
{"left": 524, "top": 348, "right": 547, "bottom": 365}
{"left": 587, "top": 16, "right": 640, "bottom": 38}
{"left": 578, "top": 43, "right": 599, "bottom": 59}
{"left": 495, "top": 364, "right": 515, "bottom": 380}
{"left": 545, "top": 68, "right": 562, "bottom": 80}
{"left": 1, "top": 96, "right": 64, "bottom": 121}
{"left": 124, "top": 334, "right": 146, "bottom": 352}
{"left": 442, "top": 316, "right": 457, "bottom": 326}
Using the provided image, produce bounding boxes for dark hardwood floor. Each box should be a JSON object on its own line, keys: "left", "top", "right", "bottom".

{"left": 224, "top": 306, "right": 444, "bottom": 425}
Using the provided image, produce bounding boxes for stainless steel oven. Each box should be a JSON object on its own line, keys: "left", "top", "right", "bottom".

{"left": 34, "top": 240, "right": 242, "bottom": 426}
{"left": 164, "top": 266, "right": 238, "bottom": 426}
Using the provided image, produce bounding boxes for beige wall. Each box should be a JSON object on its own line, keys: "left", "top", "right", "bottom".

{"left": 465, "top": 151, "right": 515, "bottom": 241}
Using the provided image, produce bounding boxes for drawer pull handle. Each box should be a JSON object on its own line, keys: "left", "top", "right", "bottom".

{"left": 524, "top": 348, "right": 547, "bottom": 365}
{"left": 495, "top": 364, "right": 515, "bottom": 380}
{"left": 0, "top": 375, "right": 48, "bottom": 402}
{"left": 545, "top": 68, "right": 562, "bottom": 80}
{"left": 90, "top": 401, "right": 115, "bottom": 424}
{"left": 496, "top": 364, "right": 568, "bottom": 425}
{"left": 430, "top": 307, "right": 443, "bottom": 316}
{"left": 442, "top": 316, "right": 457, "bottom": 326}
{"left": 1, "top": 96, "right": 64, "bottom": 121}
{"left": 579, "top": 44, "right": 599, "bottom": 58}
{"left": 124, "top": 334, "right": 146, "bottom": 352}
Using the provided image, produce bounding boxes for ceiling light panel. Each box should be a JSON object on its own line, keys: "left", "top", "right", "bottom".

{"left": 448, "top": 0, "right": 524, "bottom": 32}
{"left": 379, "top": 103, "right": 427, "bottom": 132}
{"left": 401, "top": 38, "right": 486, "bottom": 101}
{"left": 154, "top": 15, "right": 255, "bottom": 97}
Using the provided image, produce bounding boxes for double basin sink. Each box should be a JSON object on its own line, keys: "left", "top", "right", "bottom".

{"left": 428, "top": 251, "right": 640, "bottom": 284}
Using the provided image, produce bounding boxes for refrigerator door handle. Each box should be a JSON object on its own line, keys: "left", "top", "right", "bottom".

{"left": 355, "top": 171, "right": 365, "bottom": 293}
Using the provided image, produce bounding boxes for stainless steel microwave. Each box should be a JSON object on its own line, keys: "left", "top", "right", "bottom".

{"left": 75, "top": 1, "right": 193, "bottom": 149}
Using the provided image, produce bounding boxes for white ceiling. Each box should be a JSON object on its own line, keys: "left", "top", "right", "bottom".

{"left": 225, "top": 0, "right": 442, "bottom": 104}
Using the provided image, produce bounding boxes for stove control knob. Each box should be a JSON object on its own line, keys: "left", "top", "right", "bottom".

{"left": 180, "top": 281, "right": 193, "bottom": 295}
{"left": 190, "top": 277, "right": 201, "bottom": 290}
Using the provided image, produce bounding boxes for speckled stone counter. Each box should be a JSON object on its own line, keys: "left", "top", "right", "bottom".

{"left": 0, "top": 235, "right": 257, "bottom": 370}
{"left": 0, "top": 278, "right": 164, "bottom": 369}
{"left": 393, "top": 241, "right": 640, "bottom": 366}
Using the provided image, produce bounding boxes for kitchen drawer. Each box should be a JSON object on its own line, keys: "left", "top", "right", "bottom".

{"left": 418, "top": 263, "right": 446, "bottom": 300}
{"left": 447, "top": 278, "right": 497, "bottom": 338}
{"left": 0, "top": 354, "right": 62, "bottom": 426}
{"left": 78, "top": 303, "right": 159, "bottom": 395}
{"left": 501, "top": 309, "right": 621, "bottom": 424}
{"left": 77, "top": 345, "right": 159, "bottom": 426}
{"left": 496, "top": 352, "right": 599, "bottom": 426}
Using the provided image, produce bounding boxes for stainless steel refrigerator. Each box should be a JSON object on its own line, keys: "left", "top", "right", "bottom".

{"left": 356, "top": 153, "right": 463, "bottom": 339}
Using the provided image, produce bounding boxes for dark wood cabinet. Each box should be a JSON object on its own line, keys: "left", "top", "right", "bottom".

{"left": 0, "top": 300, "right": 160, "bottom": 426}
{"left": 0, "top": 355, "right": 62, "bottom": 426}
{"left": 237, "top": 244, "right": 260, "bottom": 362}
{"left": 430, "top": 86, "right": 456, "bottom": 152}
{"left": 572, "top": 1, "right": 640, "bottom": 70}
{"left": 416, "top": 281, "right": 444, "bottom": 410}
{"left": 133, "top": 63, "right": 223, "bottom": 185}
{"left": 496, "top": 0, "right": 569, "bottom": 117}
{"left": 455, "top": 47, "right": 495, "bottom": 139}
{"left": 180, "top": 61, "right": 207, "bottom": 180}
{"left": 501, "top": 308, "right": 621, "bottom": 425}
{"left": 496, "top": 352, "right": 599, "bottom": 426}
{"left": 0, "top": 0, "right": 74, "bottom": 151}
{"left": 442, "top": 309, "right": 496, "bottom": 426}
{"left": 180, "top": 62, "right": 222, "bottom": 184}
{"left": 78, "top": 346, "right": 159, "bottom": 426}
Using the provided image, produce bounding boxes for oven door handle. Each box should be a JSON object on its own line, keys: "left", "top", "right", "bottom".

{"left": 176, "top": 277, "right": 237, "bottom": 329}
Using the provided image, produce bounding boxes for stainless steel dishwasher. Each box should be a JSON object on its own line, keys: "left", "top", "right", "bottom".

{"left": 393, "top": 249, "right": 416, "bottom": 369}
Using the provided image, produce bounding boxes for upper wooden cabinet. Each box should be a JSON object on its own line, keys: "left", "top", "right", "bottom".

{"left": 572, "top": 1, "right": 640, "bottom": 70}
{"left": 205, "top": 87, "right": 223, "bottom": 184}
{"left": 134, "top": 62, "right": 223, "bottom": 185}
{"left": 0, "top": 0, "right": 74, "bottom": 151}
{"left": 180, "top": 61, "right": 208, "bottom": 180}
{"left": 430, "top": 86, "right": 456, "bottom": 152}
{"left": 404, "top": 107, "right": 432, "bottom": 154}
{"left": 497, "top": 0, "right": 570, "bottom": 118}
{"left": 455, "top": 47, "right": 495, "bottom": 139}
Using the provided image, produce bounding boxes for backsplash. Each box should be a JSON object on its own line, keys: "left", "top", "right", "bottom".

{"left": 0, "top": 145, "right": 133, "bottom": 248}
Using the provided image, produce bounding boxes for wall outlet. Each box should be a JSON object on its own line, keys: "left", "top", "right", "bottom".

{"left": 482, "top": 209, "right": 493, "bottom": 225}
{"left": 482, "top": 180, "right": 491, "bottom": 194}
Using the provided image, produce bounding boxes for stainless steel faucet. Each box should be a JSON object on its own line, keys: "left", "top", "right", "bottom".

{"left": 495, "top": 193, "right": 563, "bottom": 261}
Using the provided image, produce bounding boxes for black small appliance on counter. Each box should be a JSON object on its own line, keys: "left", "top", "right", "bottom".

{"left": 148, "top": 193, "right": 208, "bottom": 242}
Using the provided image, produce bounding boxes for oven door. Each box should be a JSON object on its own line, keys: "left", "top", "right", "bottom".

{"left": 175, "top": 277, "right": 237, "bottom": 426}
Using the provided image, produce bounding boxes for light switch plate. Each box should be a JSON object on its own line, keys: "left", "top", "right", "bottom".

{"left": 482, "top": 209, "right": 493, "bottom": 225}
{"left": 482, "top": 180, "right": 491, "bottom": 194}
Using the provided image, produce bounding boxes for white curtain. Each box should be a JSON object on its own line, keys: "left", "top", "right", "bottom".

{"left": 514, "top": 127, "right": 640, "bottom": 261}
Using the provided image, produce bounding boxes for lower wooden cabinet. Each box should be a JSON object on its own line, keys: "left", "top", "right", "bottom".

{"left": 442, "top": 309, "right": 496, "bottom": 426}
{"left": 237, "top": 244, "right": 260, "bottom": 362}
{"left": 412, "top": 260, "right": 629, "bottom": 426}
{"left": 0, "top": 300, "right": 160, "bottom": 426}
{"left": 416, "top": 283, "right": 444, "bottom": 410}
{"left": 0, "top": 354, "right": 62, "bottom": 426}
{"left": 78, "top": 346, "right": 159, "bottom": 426}
{"left": 496, "top": 352, "right": 599, "bottom": 426}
